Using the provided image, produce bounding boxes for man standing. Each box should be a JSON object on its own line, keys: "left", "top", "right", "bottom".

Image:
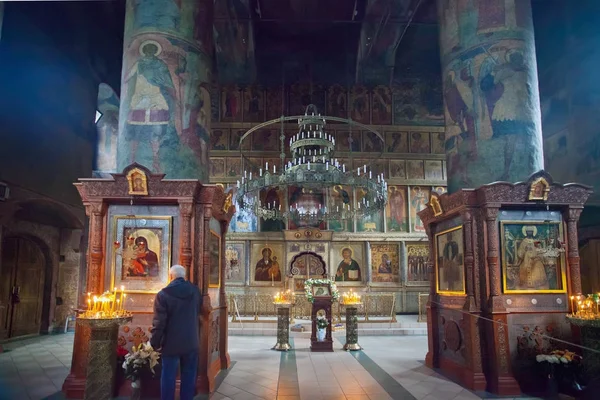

{"left": 151, "top": 265, "right": 202, "bottom": 400}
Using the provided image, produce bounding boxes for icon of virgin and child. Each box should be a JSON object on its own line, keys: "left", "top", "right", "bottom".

{"left": 255, "top": 247, "right": 282, "bottom": 281}
{"left": 122, "top": 235, "right": 159, "bottom": 278}
{"left": 335, "top": 248, "right": 362, "bottom": 282}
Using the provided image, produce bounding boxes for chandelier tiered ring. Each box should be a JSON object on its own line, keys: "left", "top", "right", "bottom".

{"left": 235, "top": 105, "right": 388, "bottom": 225}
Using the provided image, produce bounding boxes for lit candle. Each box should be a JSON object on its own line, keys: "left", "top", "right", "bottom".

{"left": 116, "top": 299, "right": 120, "bottom": 313}
{"left": 87, "top": 298, "right": 91, "bottom": 312}
{"left": 570, "top": 296, "right": 575, "bottom": 314}
{"left": 93, "top": 296, "right": 98, "bottom": 312}
{"left": 271, "top": 272, "right": 274, "bottom": 285}
{"left": 120, "top": 286, "right": 125, "bottom": 310}
{"left": 122, "top": 293, "right": 127, "bottom": 311}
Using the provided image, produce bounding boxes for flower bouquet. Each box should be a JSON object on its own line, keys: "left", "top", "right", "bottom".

{"left": 122, "top": 342, "right": 161, "bottom": 391}
{"left": 316, "top": 315, "right": 329, "bottom": 341}
{"left": 536, "top": 350, "right": 584, "bottom": 396}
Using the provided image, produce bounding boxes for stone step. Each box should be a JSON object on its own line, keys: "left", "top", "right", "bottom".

{"left": 227, "top": 316, "right": 427, "bottom": 336}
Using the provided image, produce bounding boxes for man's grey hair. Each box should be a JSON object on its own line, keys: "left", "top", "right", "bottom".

{"left": 170, "top": 265, "right": 186, "bottom": 279}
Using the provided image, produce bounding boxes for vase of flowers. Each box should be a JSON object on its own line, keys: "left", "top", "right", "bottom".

{"left": 536, "top": 350, "right": 584, "bottom": 397}
{"left": 316, "top": 315, "right": 328, "bottom": 341}
{"left": 122, "top": 342, "right": 161, "bottom": 400}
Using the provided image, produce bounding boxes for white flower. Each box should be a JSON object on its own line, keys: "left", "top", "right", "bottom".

{"left": 560, "top": 357, "right": 568, "bottom": 364}
{"left": 536, "top": 354, "right": 547, "bottom": 362}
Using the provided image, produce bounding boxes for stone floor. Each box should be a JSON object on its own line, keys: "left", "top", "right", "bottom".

{"left": 0, "top": 333, "right": 556, "bottom": 400}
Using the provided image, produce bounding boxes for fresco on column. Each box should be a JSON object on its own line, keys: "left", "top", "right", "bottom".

{"left": 96, "top": 83, "right": 120, "bottom": 173}
{"left": 118, "top": 0, "right": 212, "bottom": 180}
{"left": 438, "top": 0, "right": 543, "bottom": 191}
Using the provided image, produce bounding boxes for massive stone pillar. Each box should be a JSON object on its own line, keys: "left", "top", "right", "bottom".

{"left": 0, "top": 2, "right": 4, "bottom": 41}
{"left": 117, "top": 0, "right": 213, "bottom": 181}
{"left": 438, "top": 0, "right": 544, "bottom": 192}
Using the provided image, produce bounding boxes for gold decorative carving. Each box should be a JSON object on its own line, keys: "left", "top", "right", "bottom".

{"left": 429, "top": 194, "right": 443, "bottom": 217}
{"left": 528, "top": 177, "right": 549, "bottom": 201}
{"left": 126, "top": 167, "right": 149, "bottom": 196}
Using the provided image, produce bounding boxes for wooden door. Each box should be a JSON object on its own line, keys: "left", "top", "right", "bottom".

{"left": 0, "top": 237, "right": 46, "bottom": 338}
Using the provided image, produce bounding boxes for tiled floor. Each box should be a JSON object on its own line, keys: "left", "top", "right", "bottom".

{"left": 0, "top": 334, "right": 551, "bottom": 400}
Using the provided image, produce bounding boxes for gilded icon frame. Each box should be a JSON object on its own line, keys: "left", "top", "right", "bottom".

{"left": 500, "top": 221, "right": 567, "bottom": 294}
{"left": 435, "top": 225, "right": 466, "bottom": 296}
{"left": 126, "top": 168, "right": 149, "bottom": 196}
{"left": 111, "top": 216, "right": 172, "bottom": 294}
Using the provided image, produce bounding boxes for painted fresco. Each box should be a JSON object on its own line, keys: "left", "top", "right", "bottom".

{"left": 120, "top": 1, "right": 213, "bottom": 180}
{"left": 386, "top": 186, "right": 408, "bottom": 232}
{"left": 406, "top": 160, "right": 424, "bottom": 180}
{"left": 330, "top": 243, "right": 364, "bottom": 284}
{"left": 209, "top": 157, "right": 225, "bottom": 178}
{"left": 213, "top": 0, "right": 256, "bottom": 84}
{"left": 327, "top": 85, "right": 348, "bottom": 119}
{"left": 406, "top": 244, "right": 429, "bottom": 283}
{"left": 210, "top": 129, "right": 228, "bottom": 150}
{"left": 356, "top": 188, "right": 382, "bottom": 233}
{"left": 385, "top": 131, "right": 409, "bottom": 153}
{"left": 392, "top": 81, "right": 445, "bottom": 126}
{"left": 436, "top": 227, "right": 465, "bottom": 294}
{"left": 410, "top": 186, "right": 430, "bottom": 232}
{"left": 265, "top": 87, "right": 287, "bottom": 120}
{"left": 251, "top": 242, "right": 285, "bottom": 285}
{"left": 371, "top": 244, "right": 400, "bottom": 284}
{"left": 337, "top": 131, "right": 361, "bottom": 152}
{"left": 96, "top": 83, "right": 120, "bottom": 173}
{"left": 288, "top": 186, "right": 325, "bottom": 230}
{"left": 328, "top": 185, "right": 354, "bottom": 232}
{"left": 409, "top": 132, "right": 431, "bottom": 153}
{"left": 432, "top": 186, "right": 447, "bottom": 196}
{"left": 389, "top": 160, "right": 406, "bottom": 179}
{"left": 501, "top": 222, "right": 565, "bottom": 293}
{"left": 350, "top": 86, "right": 370, "bottom": 124}
{"left": 230, "top": 193, "right": 257, "bottom": 233}
{"left": 424, "top": 160, "right": 443, "bottom": 180}
{"left": 288, "top": 84, "right": 325, "bottom": 116}
{"left": 431, "top": 132, "right": 445, "bottom": 154}
{"left": 221, "top": 86, "right": 242, "bottom": 122}
{"left": 373, "top": 159, "right": 388, "bottom": 177}
{"left": 363, "top": 131, "right": 384, "bottom": 153}
{"left": 371, "top": 86, "right": 392, "bottom": 125}
{"left": 225, "top": 242, "right": 246, "bottom": 284}
{"left": 243, "top": 86, "right": 265, "bottom": 122}
{"left": 226, "top": 158, "right": 242, "bottom": 177}
{"left": 439, "top": 0, "right": 543, "bottom": 191}
{"left": 289, "top": 84, "right": 311, "bottom": 116}
{"left": 260, "top": 188, "right": 285, "bottom": 232}
{"left": 252, "top": 129, "right": 278, "bottom": 152}
{"left": 230, "top": 129, "right": 250, "bottom": 151}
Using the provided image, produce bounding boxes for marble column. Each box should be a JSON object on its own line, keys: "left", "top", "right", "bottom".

{"left": 437, "top": 0, "right": 544, "bottom": 192}
{"left": 117, "top": 0, "right": 213, "bottom": 181}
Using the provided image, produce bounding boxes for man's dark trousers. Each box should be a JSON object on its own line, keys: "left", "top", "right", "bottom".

{"left": 160, "top": 351, "right": 198, "bottom": 400}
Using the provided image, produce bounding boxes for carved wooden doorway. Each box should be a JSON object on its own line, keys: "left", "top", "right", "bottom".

{"left": 0, "top": 237, "right": 46, "bottom": 339}
{"left": 290, "top": 252, "right": 327, "bottom": 278}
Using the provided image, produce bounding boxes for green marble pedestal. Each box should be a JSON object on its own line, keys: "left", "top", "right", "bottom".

{"left": 79, "top": 316, "right": 132, "bottom": 400}
{"left": 343, "top": 306, "right": 362, "bottom": 351}
{"left": 273, "top": 305, "right": 292, "bottom": 351}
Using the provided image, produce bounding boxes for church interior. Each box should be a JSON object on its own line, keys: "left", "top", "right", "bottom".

{"left": 1, "top": 0, "right": 600, "bottom": 399}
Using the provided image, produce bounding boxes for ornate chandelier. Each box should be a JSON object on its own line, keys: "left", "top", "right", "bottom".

{"left": 235, "top": 105, "right": 388, "bottom": 225}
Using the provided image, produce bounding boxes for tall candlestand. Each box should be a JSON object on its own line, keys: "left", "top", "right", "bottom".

{"left": 343, "top": 305, "right": 362, "bottom": 351}
{"left": 566, "top": 316, "right": 600, "bottom": 380}
{"left": 272, "top": 305, "right": 292, "bottom": 351}
{"left": 79, "top": 316, "right": 132, "bottom": 400}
